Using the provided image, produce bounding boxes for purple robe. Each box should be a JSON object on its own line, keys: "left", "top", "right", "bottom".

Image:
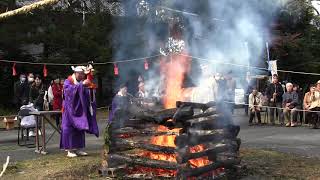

{"left": 60, "top": 78, "right": 99, "bottom": 150}
{"left": 108, "top": 95, "right": 130, "bottom": 122}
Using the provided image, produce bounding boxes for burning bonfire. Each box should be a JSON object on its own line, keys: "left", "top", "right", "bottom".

{"left": 101, "top": 53, "right": 241, "bottom": 179}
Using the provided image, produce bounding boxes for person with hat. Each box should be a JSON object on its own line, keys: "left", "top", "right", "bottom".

{"left": 60, "top": 66, "right": 99, "bottom": 157}
{"left": 309, "top": 80, "right": 320, "bottom": 129}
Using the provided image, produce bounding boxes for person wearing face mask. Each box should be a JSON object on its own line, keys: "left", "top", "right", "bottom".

{"left": 13, "top": 74, "right": 29, "bottom": 109}
{"left": 50, "top": 76, "right": 63, "bottom": 127}
{"left": 29, "top": 75, "right": 45, "bottom": 111}
{"left": 27, "top": 73, "right": 35, "bottom": 84}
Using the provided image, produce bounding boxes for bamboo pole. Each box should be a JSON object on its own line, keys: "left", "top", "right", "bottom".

{"left": 0, "top": 0, "right": 60, "bottom": 20}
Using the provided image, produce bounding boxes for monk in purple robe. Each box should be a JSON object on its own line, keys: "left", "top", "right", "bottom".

{"left": 60, "top": 66, "right": 99, "bottom": 157}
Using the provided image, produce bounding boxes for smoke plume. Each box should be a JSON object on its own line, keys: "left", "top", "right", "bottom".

{"left": 111, "top": 0, "right": 287, "bottom": 102}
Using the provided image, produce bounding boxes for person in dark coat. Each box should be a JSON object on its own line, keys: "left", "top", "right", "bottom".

{"left": 265, "top": 74, "right": 284, "bottom": 125}
{"left": 13, "top": 74, "right": 29, "bottom": 109}
{"left": 108, "top": 83, "right": 131, "bottom": 129}
{"left": 29, "top": 75, "right": 45, "bottom": 111}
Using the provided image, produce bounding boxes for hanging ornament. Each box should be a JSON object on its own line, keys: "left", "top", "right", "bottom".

{"left": 136, "top": 0, "right": 150, "bottom": 17}
{"left": 160, "top": 37, "right": 185, "bottom": 56}
{"left": 12, "top": 62, "right": 17, "bottom": 76}
{"left": 144, "top": 59, "right": 149, "bottom": 70}
{"left": 114, "top": 63, "right": 119, "bottom": 75}
{"left": 43, "top": 65, "right": 48, "bottom": 77}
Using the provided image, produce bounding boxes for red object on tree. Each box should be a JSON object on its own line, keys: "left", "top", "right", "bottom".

{"left": 43, "top": 64, "right": 48, "bottom": 77}
{"left": 114, "top": 63, "right": 119, "bottom": 75}
{"left": 12, "top": 62, "right": 17, "bottom": 76}
{"left": 144, "top": 59, "right": 149, "bottom": 70}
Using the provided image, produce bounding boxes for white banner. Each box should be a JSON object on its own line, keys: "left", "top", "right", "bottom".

{"left": 268, "top": 60, "right": 278, "bottom": 76}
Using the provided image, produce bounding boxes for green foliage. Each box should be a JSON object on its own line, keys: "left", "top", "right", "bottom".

{"left": 271, "top": 0, "right": 320, "bottom": 84}
{"left": 0, "top": 7, "right": 115, "bottom": 107}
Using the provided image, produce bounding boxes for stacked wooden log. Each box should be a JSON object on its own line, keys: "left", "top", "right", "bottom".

{"left": 101, "top": 101, "right": 241, "bottom": 179}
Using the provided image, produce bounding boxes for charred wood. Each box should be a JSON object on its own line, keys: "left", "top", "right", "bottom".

{"left": 176, "top": 144, "right": 230, "bottom": 164}
{"left": 176, "top": 101, "right": 216, "bottom": 111}
{"left": 111, "top": 138, "right": 176, "bottom": 153}
{"left": 177, "top": 159, "right": 240, "bottom": 178}
{"left": 175, "top": 125, "right": 240, "bottom": 147}
{"left": 109, "top": 154, "right": 178, "bottom": 170}
{"left": 112, "top": 127, "right": 181, "bottom": 137}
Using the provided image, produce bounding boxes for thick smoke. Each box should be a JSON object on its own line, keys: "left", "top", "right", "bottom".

{"left": 112, "top": 0, "right": 287, "bottom": 101}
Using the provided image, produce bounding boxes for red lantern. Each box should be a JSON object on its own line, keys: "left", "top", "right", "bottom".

{"left": 114, "top": 63, "right": 119, "bottom": 75}
{"left": 12, "top": 62, "right": 17, "bottom": 76}
{"left": 144, "top": 59, "right": 149, "bottom": 70}
{"left": 43, "top": 65, "right": 48, "bottom": 77}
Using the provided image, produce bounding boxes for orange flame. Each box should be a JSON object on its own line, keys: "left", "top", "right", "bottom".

{"left": 136, "top": 53, "right": 218, "bottom": 177}
{"left": 189, "top": 145, "right": 211, "bottom": 168}
{"left": 160, "top": 53, "right": 191, "bottom": 109}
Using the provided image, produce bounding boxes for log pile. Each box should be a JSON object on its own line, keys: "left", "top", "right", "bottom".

{"left": 101, "top": 101, "right": 241, "bottom": 179}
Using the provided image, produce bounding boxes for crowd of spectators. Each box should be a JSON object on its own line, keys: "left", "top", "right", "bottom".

{"left": 247, "top": 74, "right": 320, "bottom": 129}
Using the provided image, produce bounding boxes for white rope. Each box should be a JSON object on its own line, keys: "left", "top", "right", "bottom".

{"left": 223, "top": 100, "right": 320, "bottom": 113}
{"left": 0, "top": 54, "right": 162, "bottom": 66}
{"left": 181, "top": 54, "right": 320, "bottom": 76}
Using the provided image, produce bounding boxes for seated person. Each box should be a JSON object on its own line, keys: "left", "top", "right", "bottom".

{"left": 20, "top": 101, "right": 37, "bottom": 136}
{"left": 248, "top": 87, "right": 263, "bottom": 125}
{"left": 282, "top": 83, "right": 299, "bottom": 127}
{"left": 303, "top": 84, "right": 316, "bottom": 125}
{"left": 309, "top": 81, "right": 320, "bottom": 129}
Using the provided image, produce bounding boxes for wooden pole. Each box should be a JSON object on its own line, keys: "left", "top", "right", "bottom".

{"left": 0, "top": 0, "right": 61, "bottom": 20}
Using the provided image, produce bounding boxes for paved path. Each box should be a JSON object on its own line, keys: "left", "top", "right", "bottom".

{"left": 1, "top": 110, "right": 320, "bottom": 163}
{"left": 236, "top": 116, "right": 320, "bottom": 158}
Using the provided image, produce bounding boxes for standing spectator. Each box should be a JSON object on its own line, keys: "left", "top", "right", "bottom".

{"left": 29, "top": 75, "right": 45, "bottom": 111}
{"left": 136, "top": 82, "right": 148, "bottom": 98}
{"left": 282, "top": 83, "right": 299, "bottom": 127}
{"left": 52, "top": 77, "right": 63, "bottom": 127}
{"left": 309, "top": 81, "right": 320, "bottom": 129}
{"left": 248, "top": 87, "right": 263, "bottom": 125}
{"left": 13, "top": 74, "right": 29, "bottom": 109}
{"left": 293, "top": 84, "right": 303, "bottom": 124}
{"left": 303, "top": 84, "right": 316, "bottom": 125}
{"left": 60, "top": 78, "right": 65, "bottom": 86}
{"left": 27, "top": 73, "right": 34, "bottom": 83}
{"left": 266, "top": 74, "right": 284, "bottom": 125}
{"left": 225, "top": 71, "right": 236, "bottom": 114}
{"left": 244, "top": 75, "right": 255, "bottom": 116}
{"left": 138, "top": 75, "right": 144, "bottom": 83}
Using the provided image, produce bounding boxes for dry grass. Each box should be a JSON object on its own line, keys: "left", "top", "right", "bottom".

{"left": 2, "top": 151, "right": 101, "bottom": 180}
{"left": 2, "top": 147, "right": 320, "bottom": 179}
{"left": 240, "top": 148, "right": 320, "bottom": 180}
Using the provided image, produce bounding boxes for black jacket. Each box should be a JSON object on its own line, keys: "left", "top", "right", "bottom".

{"left": 265, "top": 83, "right": 284, "bottom": 103}
{"left": 13, "top": 81, "right": 29, "bottom": 105}
{"left": 29, "top": 84, "right": 45, "bottom": 109}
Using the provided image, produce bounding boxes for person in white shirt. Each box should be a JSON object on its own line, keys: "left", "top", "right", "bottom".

{"left": 248, "top": 87, "right": 263, "bottom": 125}
{"left": 20, "top": 102, "right": 37, "bottom": 137}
